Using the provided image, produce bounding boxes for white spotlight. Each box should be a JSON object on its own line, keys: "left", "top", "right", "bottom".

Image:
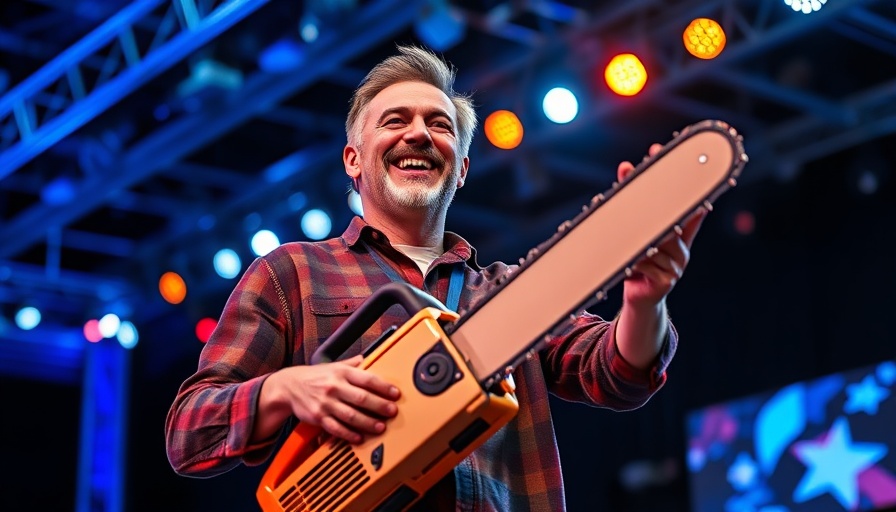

{"left": 15, "top": 306, "right": 41, "bottom": 330}
{"left": 213, "top": 248, "right": 242, "bottom": 279}
{"left": 98, "top": 313, "right": 121, "bottom": 338}
{"left": 251, "top": 230, "right": 281, "bottom": 257}
{"left": 543, "top": 87, "right": 579, "bottom": 124}
{"left": 301, "top": 209, "right": 332, "bottom": 240}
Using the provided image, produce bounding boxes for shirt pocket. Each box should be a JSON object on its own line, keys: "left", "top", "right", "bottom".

{"left": 306, "top": 295, "right": 369, "bottom": 361}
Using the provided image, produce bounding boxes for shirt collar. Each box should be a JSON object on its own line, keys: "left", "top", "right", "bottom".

{"left": 341, "top": 216, "right": 481, "bottom": 270}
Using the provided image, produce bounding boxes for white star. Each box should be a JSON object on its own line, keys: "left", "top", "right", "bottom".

{"left": 792, "top": 416, "right": 887, "bottom": 509}
{"left": 845, "top": 374, "right": 890, "bottom": 415}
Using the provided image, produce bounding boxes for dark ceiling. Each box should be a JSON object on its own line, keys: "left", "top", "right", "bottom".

{"left": 1, "top": 0, "right": 895, "bottom": 381}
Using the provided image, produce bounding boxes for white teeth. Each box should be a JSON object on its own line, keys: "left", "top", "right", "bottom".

{"left": 397, "top": 158, "right": 432, "bottom": 170}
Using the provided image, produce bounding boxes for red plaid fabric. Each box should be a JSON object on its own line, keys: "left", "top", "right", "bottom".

{"left": 165, "top": 216, "right": 676, "bottom": 511}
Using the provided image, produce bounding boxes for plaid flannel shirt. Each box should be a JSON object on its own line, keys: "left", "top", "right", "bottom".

{"left": 166, "top": 216, "right": 676, "bottom": 511}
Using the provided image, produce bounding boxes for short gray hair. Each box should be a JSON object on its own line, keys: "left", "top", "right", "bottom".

{"left": 345, "top": 45, "right": 477, "bottom": 156}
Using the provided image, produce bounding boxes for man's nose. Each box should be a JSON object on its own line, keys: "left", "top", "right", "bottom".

{"left": 402, "top": 117, "right": 432, "bottom": 145}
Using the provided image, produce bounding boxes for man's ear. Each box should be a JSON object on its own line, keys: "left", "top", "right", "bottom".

{"left": 344, "top": 145, "right": 361, "bottom": 179}
{"left": 457, "top": 156, "right": 470, "bottom": 188}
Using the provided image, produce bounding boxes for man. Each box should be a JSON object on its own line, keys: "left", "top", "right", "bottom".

{"left": 166, "top": 45, "right": 705, "bottom": 510}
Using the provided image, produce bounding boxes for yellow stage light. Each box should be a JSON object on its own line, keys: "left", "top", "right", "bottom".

{"left": 484, "top": 110, "right": 524, "bottom": 149}
{"left": 604, "top": 53, "right": 648, "bottom": 97}
{"left": 683, "top": 18, "right": 726, "bottom": 60}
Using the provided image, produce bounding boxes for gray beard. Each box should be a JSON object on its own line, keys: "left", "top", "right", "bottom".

{"left": 377, "top": 163, "right": 459, "bottom": 212}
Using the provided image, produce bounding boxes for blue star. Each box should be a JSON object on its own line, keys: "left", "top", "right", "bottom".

{"left": 792, "top": 416, "right": 887, "bottom": 509}
{"left": 845, "top": 375, "right": 890, "bottom": 415}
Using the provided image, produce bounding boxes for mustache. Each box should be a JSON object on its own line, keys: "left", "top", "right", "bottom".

{"left": 382, "top": 146, "right": 447, "bottom": 169}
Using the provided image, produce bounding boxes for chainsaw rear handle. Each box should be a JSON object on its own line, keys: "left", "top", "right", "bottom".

{"left": 311, "top": 282, "right": 449, "bottom": 365}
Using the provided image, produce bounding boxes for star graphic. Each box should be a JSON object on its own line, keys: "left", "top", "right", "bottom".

{"left": 845, "top": 375, "right": 890, "bottom": 415}
{"left": 792, "top": 416, "right": 887, "bottom": 509}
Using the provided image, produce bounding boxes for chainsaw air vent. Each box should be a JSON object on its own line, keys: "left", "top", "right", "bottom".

{"left": 277, "top": 440, "right": 370, "bottom": 511}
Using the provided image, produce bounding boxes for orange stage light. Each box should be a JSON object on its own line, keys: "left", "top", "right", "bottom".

{"left": 604, "top": 53, "right": 647, "bottom": 97}
{"left": 159, "top": 271, "right": 187, "bottom": 305}
{"left": 683, "top": 18, "right": 726, "bottom": 60}
{"left": 484, "top": 110, "right": 524, "bottom": 150}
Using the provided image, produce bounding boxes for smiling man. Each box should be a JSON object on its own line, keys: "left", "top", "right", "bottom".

{"left": 166, "top": 45, "right": 705, "bottom": 511}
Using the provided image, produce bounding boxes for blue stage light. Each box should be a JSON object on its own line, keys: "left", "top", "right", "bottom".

{"left": 213, "top": 248, "right": 242, "bottom": 279}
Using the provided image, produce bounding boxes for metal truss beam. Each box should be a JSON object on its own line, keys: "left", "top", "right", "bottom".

{"left": 0, "top": 0, "right": 270, "bottom": 180}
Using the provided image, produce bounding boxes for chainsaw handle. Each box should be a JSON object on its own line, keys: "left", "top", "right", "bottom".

{"left": 311, "top": 282, "right": 449, "bottom": 365}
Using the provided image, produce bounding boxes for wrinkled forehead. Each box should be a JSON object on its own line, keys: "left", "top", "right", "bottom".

{"left": 366, "top": 81, "right": 457, "bottom": 122}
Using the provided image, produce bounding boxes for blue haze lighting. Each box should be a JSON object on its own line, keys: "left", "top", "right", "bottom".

{"left": 258, "top": 39, "right": 305, "bottom": 72}
{"left": 15, "top": 306, "right": 41, "bottom": 330}
{"left": 288, "top": 191, "right": 308, "bottom": 211}
{"left": 543, "top": 87, "right": 579, "bottom": 124}
{"left": 414, "top": 1, "right": 466, "bottom": 51}
{"left": 213, "top": 248, "right": 242, "bottom": 279}
{"left": 251, "top": 230, "right": 280, "bottom": 256}
{"left": 41, "top": 176, "right": 78, "bottom": 205}
{"left": 301, "top": 209, "right": 332, "bottom": 240}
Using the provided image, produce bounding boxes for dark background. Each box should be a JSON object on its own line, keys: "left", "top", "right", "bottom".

{"left": 1, "top": 1, "right": 895, "bottom": 511}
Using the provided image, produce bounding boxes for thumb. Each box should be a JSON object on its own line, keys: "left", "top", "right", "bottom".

{"left": 342, "top": 354, "right": 365, "bottom": 367}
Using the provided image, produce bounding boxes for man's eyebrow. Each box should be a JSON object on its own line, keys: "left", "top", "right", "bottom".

{"left": 376, "top": 106, "right": 454, "bottom": 124}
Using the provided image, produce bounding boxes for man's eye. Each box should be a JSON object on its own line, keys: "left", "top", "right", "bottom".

{"left": 383, "top": 118, "right": 404, "bottom": 125}
{"left": 431, "top": 121, "right": 453, "bottom": 132}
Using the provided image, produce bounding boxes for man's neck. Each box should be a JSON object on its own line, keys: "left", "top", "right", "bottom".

{"left": 364, "top": 208, "right": 445, "bottom": 247}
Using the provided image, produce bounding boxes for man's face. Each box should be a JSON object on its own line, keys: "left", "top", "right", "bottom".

{"left": 344, "top": 81, "right": 469, "bottom": 218}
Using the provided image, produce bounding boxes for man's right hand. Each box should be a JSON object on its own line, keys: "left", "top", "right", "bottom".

{"left": 253, "top": 355, "right": 400, "bottom": 444}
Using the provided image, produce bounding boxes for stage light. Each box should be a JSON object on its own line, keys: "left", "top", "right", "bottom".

{"left": 414, "top": 1, "right": 466, "bottom": 51}
{"left": 605, "top": 53, "right": 648, "bottom": 97}
{"left": 484, "top": 110, "right": 524, "bottom": 150}
{"left": 683, "top": 18, "right": 726, "bottom": 59}
{"left": 734, "top": 210, "right": 755, "bottom": 235}
{"left": 159, "top": 271, "right": 187, "bottom": 305}
{"left": 348, "top": 190, "right": 363, "bottom": 216}
{"left": 41, "top": 177, "right": 77, "bottom": 205}
{"left": 15, "top": 306, "right": 40, "bottom": 330}
{"left": 784, "top": 0, "right": 826, "bottom": 14}
{"left": 258, "top": 38, "right": 305, "bottom": 72}
{"left": 250, "top": 229, "right": 280, "bottom": 257}
{"left": 301, "top": 209, "right": 332, "bottom": 240}
{"left": 298, "top": 9, "right": 321, "bottom": 43}
{"left": 177, "top": 58, "right": 243, "bottom": 98}
{"left": 116, "top": 321, "right": 139, "bottom": 349}
{"left": 213, "top": 248, "right": 242, "bottom": 279}
{"left": 196, "top": 317, "right": 217, "bottom": 343}
{"left": 83, "top": 319, "right": 103, "bottom": 343}
{"left": 542, "top": 87, "right": 579, "bottom": 124}
{"left": 98, "top": 313, "right": 121, "bottom": 338}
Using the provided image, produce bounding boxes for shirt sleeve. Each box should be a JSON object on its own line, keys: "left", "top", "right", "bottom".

{"left": 539, "top": 311, "right": 677, "bottom": 410}
{"left": 165, "top": 254, "right": 298, "bottom": 477}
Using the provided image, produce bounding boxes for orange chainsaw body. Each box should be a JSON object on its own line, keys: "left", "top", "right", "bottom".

{"left": 257, "top": 306, "right": 519, "bottom": 512}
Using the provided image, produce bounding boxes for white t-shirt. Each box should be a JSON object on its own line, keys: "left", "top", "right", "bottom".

{"left": 393, "top": 243, "right": 444, "bottom": 275}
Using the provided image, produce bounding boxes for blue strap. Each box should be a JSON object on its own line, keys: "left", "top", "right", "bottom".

{"left": 445, "top": 263, "right": 464, "bottom": 312}
{"left": 363, "top": 239, "right": 465, "bottom": 312}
